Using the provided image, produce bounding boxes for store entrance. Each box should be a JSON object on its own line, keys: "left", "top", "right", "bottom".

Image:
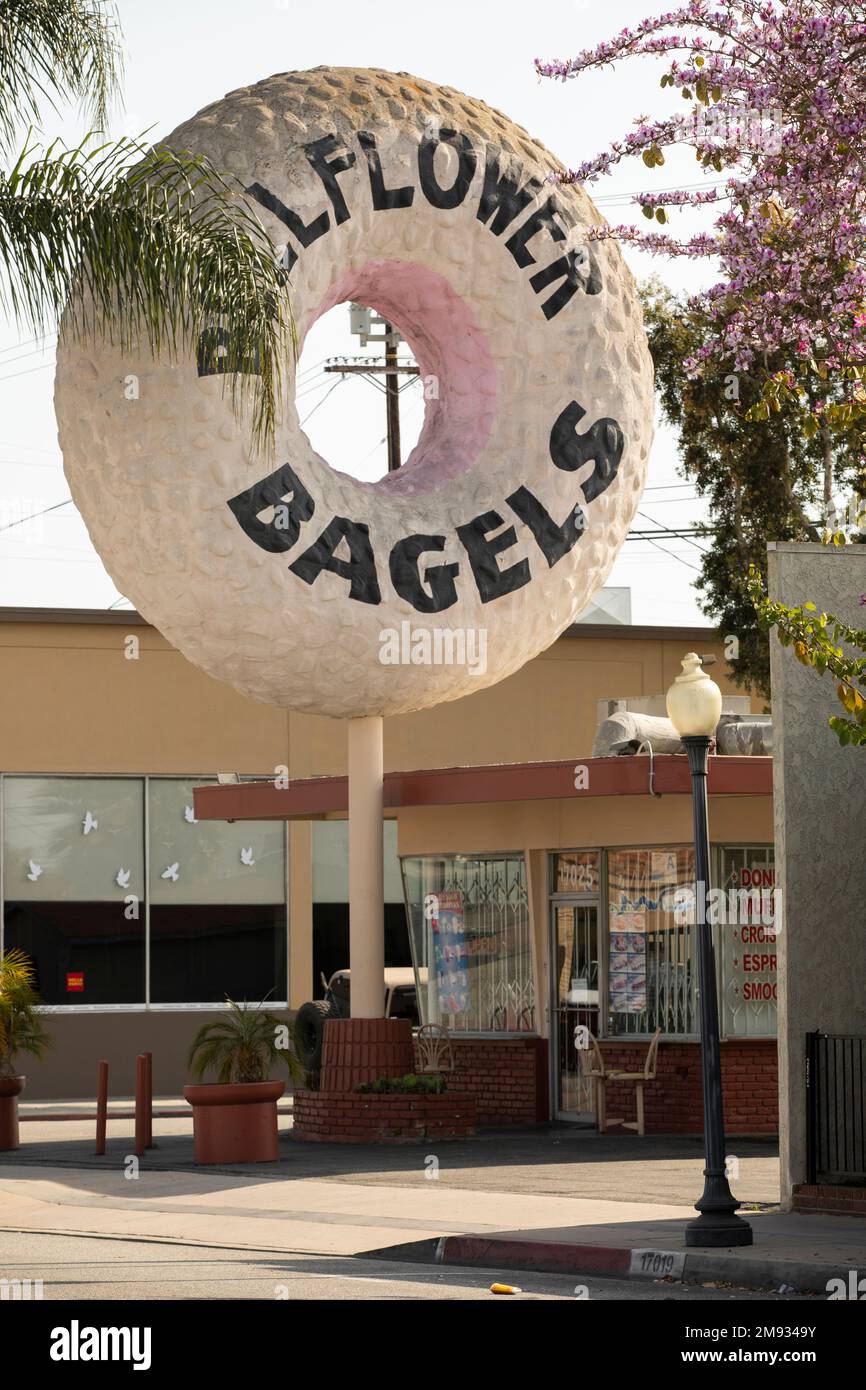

{"left": 551, "top": 899, "right": 600, "bottom": 1120}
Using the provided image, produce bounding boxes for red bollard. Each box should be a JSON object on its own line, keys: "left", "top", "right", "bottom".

{"left": 144, "top": 1051, "right": 153, "bottom": 1149}
{"left": 95, "top": 1061, "right": 108, "bottom": 1155}
{"left": 134, "top": 1054, "right": 146, "bottom": 1157}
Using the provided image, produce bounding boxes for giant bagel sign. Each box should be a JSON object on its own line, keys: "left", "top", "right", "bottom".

{"left": 56, "top": 68, "right": 654, "bottom": 718}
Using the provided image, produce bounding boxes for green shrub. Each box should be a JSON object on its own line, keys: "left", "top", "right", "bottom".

{"left": 356, "top": 1073, "right": 446, "bottom": 1095}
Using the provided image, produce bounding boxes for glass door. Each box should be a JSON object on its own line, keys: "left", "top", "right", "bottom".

{"left": 551, "top": 900, "right": 600, "bottom": 1119}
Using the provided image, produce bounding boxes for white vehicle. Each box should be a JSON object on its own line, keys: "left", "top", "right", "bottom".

{"left": 294, "top": 967, "right": 425, "bottom": 1081}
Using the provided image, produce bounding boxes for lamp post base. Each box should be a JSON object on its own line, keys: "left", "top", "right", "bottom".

{"left": 685, "top": 1211, "right": 754, "bottom": 1248}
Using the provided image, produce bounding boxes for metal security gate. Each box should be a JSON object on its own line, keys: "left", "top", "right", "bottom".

{"left": 551, "top": 900, "right": 600, "bottom": 1119}
{"left": 806, "top": 1032, "right": 866, "bottom": 1184}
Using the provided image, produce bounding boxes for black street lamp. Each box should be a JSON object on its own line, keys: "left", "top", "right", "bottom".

{"left": 667, "top": 654, "right": 753, "bottom": 1249}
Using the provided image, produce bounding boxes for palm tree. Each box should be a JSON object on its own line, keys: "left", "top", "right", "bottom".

{"left": 188, "top": 997, "right": 302, "bottom": 1086}
{"left": 0, "top": 948, "right": 51, "bottom": 1077}
{"left": 0, "top": 0, "right": 290, "bottom": 448}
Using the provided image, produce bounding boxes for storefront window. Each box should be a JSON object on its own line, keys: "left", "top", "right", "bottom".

{"left": 1, "top": 775, "right": 288, "bottom": 1006}
{"left": 401, "top": 853, "right": 534, "bottom": 1033}
{"left": 147, "top": 779, "right": 286, "bottom": 1004}
{"left": 718, "top": 845, "right": 777, "bottom": 1037}
{"left": 312, "top": 821, "right": 407, "bottom": 989}
{"left": 2, "top": 777, "right": 145, "bottom": 1004}
{"left": 607, "top": 847, "right": 696, "bottom": 1036}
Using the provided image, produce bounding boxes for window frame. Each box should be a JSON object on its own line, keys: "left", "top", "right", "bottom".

{"left": 549, "top": 841, "right": 777, "bottom": 1043}
{"left": 399, "top": 848, "right": 538, "bottom": 1037}
{"left": 0, "top": 771, "right": 290, "bottom": 1011}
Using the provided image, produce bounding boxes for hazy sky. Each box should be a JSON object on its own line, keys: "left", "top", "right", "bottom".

{"left": 0, "top": 0, "right": 719, "bottom": 622}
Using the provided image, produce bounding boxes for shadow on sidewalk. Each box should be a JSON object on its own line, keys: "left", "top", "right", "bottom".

{"left": 0, "top": 1124, "right": 780, "bottom": 1208}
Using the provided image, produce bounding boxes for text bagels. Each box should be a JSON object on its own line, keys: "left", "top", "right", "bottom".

{"left": 228, "top": 398, "right": 624, "bottom": 611}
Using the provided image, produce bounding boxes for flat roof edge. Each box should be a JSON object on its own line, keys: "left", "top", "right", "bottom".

{"left": 0, "top": 608, "right": 720, "bottom": 642}
{"left": 0, "top": 607, "right": 147, "bottom": 626}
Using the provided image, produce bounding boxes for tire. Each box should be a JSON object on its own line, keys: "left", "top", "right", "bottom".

{"left": 294, "top": 999, "right": 339, "bottom": 1082}
{"left": 56, "top": 67, "right": 654, "bottom": 721}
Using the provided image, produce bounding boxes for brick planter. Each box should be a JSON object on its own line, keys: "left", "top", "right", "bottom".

{"left": 293, "top": 1088, "right": 478, "bottom": 1143}
{"left": 320, "top": 1017, "right": 415, "bottom": 1092}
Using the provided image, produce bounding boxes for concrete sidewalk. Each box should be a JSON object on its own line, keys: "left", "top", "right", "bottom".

{"left": 0, "top": 1116, "right": 863, "bottom": 1294}
{"left": 8, "top": 1102, "right": 780, "bottom": 1208}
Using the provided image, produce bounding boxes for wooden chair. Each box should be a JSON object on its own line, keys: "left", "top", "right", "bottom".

{"left": 605, "top": 1028, "right": 662, "bottom": 1136}
{"left": 576, "top": 1028, "right": 612, "bottom": 1132}
{"left": 415, "top": 1023, "right": 455, "bottom": 1075}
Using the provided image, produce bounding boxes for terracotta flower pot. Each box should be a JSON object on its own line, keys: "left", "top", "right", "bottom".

{"left": 0, "top": 1075, "right": 26, "bottom": 1152}
{"left": 183, "top": 1080, "right": 285, "bottom": 1164}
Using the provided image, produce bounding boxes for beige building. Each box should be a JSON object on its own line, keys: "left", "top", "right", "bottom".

{"left": 0, "top": 607, "right": 775, "bottom": 1130}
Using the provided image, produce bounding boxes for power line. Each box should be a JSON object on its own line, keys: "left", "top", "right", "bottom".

{"left": 630, "top": 535, "right": 702, "bottom": 572}
{"left": 636, "top": 509, "right": 711, "bottom": 553}
{"left": 0, "top": 498, "right": 73, "bottom": 534}
{"left": 299, "top": 375, "right": 346, "bottom": 427}
{"left": 0, "top": 360, "right": 56, "bottom": 385}
{"left": 0, "top": 331, "right": 57, "bottom": 358}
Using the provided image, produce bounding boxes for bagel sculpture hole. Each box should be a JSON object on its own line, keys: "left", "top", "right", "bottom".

{"left": 298, "top": 261, "right": 498, "bottom": 496}
{"left": 295, "top": 300, "right": 424, "bottom": 484}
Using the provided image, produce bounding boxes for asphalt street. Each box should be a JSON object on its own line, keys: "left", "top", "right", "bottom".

{"left": 0, "top": 1230, "right": 811, "bottom": 1301}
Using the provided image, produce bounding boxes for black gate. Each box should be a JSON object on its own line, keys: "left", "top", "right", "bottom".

{"left": 806, "top": 1032, "right": 866, "bottom": 1184}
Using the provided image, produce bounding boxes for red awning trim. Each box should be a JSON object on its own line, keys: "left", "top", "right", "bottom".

{"left": 192, "top": 755, "right": 772, "bottom": 823}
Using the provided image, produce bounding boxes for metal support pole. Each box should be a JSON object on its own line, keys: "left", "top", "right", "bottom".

{"left": 134, "top": 1054, "right": 146, "bottom": 1158}
{"left": 348, "top": 715, "right": 385, "bottom": 1017}
{"left": 94, "top": 1060, "right": 108, "bottom": 1156}
{"left": 385, "top": 323, "right": 402, "bottom": 472}
{"left": 683, "top": 735, "right": 753, "bottom": 1248}
{"left": 144, "top": 1051, "right": 153, "bottom": 1149}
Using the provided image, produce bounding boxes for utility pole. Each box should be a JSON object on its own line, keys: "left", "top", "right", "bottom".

{"left": 384, "top": 323, "right": 402, "bottom": 473}
{"left": 324, "top": 306, "right": 418, "bottom": 473}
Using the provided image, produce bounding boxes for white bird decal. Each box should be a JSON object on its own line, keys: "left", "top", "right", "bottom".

{"left": 82, "top": 811, "right": 98, "bottom": 835}
{"left": 240, "top": 847, "right": 255, "bottom": 867}
{"left": 116, "top": 868, "right": 131, "bottom": 889}
{"left": 26, "top": 860, "right": 43, "bottom": 881}
{"left": 183, "top": 805, "right": 197, "bottom": 824}
{"left": 161, "top": 863, "right": 180, "bottom": 882}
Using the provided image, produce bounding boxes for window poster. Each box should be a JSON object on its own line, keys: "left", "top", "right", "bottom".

{"left": 609, "top": 904, "right": 647, "bottom": 1014}
{"left": 432, "top": 888, "right": 472, "bottom": 1015}
{"left": 651, "top": 850, "right": 679, "bottom": 883}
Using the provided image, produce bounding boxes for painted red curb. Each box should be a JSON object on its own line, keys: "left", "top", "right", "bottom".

{"left": 440, "top": 1236, "right": 631, "bottom": 1277}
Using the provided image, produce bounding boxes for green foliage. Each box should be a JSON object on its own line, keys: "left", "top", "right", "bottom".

{"left": 188, "top": 997, "right": 302, "bottom": 1086}
{"left": 641, "top": 281, "right": 864, "bottom": 698}
{"left": 0, "top": 2, "right": 291, "bottom": 450}
{"left": 356, "top": 1073, "right": 447, "bottom": 1095}
{"left": 747, "top": 567, "right": 866, "bottom": 747}
{"left": 0, "top": 0, "right": 121, "bottom": 149}
{"left": 0, "top": 948, "right": 52, "bottom": 1077}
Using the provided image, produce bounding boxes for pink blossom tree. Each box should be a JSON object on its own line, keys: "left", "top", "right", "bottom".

{"left": 536, "top": 2, "right": 866, "bottom": 451}
{"left": 537, "top": 3, "right": 866, "bottom": 741}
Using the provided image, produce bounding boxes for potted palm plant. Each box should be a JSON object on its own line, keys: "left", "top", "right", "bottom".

{"left": 184, "top": 997, "right": 301, "bottom": 1164}
{"left": 0, "top": 950, "right": 52, "bottom": 1150}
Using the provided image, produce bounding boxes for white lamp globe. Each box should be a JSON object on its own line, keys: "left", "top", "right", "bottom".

{"left": 666, "top": 653, "right": 723, "bottom": 738}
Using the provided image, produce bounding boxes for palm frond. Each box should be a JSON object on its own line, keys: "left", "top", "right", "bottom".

{"left": 0, "top": 135, "right": 293, "bottom": 449}
{"left": 188, "top": 997, "right": 302, "bottom": 1084}
{"left": 0, "top": 947, "right": 52, "bottom": 1075}
{"left": 0, "top": 1, "right": 122, "bottom": 151}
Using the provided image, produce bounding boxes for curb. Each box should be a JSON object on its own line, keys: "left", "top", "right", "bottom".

{"left": 429, "top": 1234, "right": 839, "bottom": 1294}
